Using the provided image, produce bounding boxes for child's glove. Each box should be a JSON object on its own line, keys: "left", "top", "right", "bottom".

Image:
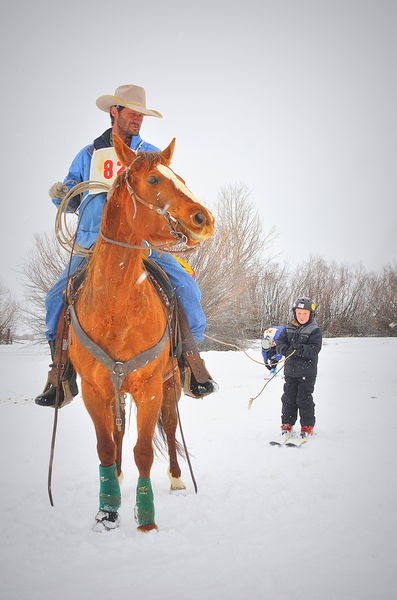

{"left": 292, "top": 341, "right": 304, "bottom": 356}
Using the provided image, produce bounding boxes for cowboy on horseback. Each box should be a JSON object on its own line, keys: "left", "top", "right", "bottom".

{"left": 35, "top": 84, "right": 218, "bottom": 407}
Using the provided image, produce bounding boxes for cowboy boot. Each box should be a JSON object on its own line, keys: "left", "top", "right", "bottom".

{"left": 177, "top": 303, "right": 218, "bottom": 398}
{"left": 34, "top": 340, "right": 78, "bottom": 407}
{"left": 180, "top": 350, "right": 219, "bottom": 398}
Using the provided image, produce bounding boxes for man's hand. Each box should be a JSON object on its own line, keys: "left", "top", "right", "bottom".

{"left": 49, "top": 182, "right": 69, "bottom": 199}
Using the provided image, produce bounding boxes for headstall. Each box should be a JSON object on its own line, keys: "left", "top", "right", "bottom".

{"left": 100, "top": 168, "right": 188, "bottom": 250}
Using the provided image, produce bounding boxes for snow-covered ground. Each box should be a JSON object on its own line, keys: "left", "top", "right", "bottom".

{"left": 1, "top": 338, "right": 396, "bottom": 600}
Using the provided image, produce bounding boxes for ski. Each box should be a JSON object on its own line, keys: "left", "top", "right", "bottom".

{"left": 285, "top": 435, "right": 312, "bottom": 448}
{"left": 269, "top": 433, "right": 294, "bottom": 446}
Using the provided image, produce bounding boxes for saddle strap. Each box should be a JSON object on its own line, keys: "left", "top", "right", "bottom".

{"left": 47, "top": 305, "right": 71, "bottom": 387}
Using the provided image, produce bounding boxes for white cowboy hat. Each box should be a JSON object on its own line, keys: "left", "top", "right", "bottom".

{"left": 96, "top": 84, "right": 162, "bottom": 118}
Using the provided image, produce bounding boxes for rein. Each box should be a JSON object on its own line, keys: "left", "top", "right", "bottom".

{"left": 48, "top": 227, "right": 83, "bottom": 507}
{"left": 155, "top": 298, "right": 198, "bottom": 494}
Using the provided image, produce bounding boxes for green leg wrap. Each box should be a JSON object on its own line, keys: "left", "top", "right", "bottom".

{"left": 99, "top": 463, "right": 121, "bottom": 512}
{"left": 135, "top": 478, "right": 155, "bottom": 526}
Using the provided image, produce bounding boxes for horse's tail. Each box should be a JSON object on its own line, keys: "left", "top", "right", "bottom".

{"left": 154, "top": 412, "right": 187, "bottom": 460}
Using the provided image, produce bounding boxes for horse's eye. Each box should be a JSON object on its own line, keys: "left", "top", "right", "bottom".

{"left": 148, "top": 176, "right": 160, "bottom": 185}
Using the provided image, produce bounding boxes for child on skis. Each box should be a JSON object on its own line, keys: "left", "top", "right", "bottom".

{"left": 276, "top": 297, "right": 322, "bottom": 442}
{"left": 261, "top": 326, "right": 284, "bottom": 374}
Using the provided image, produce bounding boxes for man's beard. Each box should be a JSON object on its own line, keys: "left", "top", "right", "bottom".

{"left": 127, "top": 124, "right": 141, "bottom": 137}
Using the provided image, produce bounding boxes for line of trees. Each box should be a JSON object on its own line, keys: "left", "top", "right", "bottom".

{"left": 0, "top": 282, "right": 19, "bottom": 344}
{"left": 187, "top": 184, "right": 397, "bottom": 348}
{"left": 19, "top": 184, "right": 396, "bottom": 346}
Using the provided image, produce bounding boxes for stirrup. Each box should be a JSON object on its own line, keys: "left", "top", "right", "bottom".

{"left": 182, "top": 366, "right": 219, "bottom": 398}
{"left": 35, "top": 383, "right": 64, "bottom": 407}
{"left": 35, "top": 369, "right": 78, "bottom": 408}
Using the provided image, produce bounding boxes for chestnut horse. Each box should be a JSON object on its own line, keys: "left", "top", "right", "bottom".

{"left": 69, "top": 135, "right": 215, "bottom": 532}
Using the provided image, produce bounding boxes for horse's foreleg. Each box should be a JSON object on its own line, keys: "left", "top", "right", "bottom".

{"left": 83, "top": 379, "right": 117, "bottom": 466}
{"left": 133, "top": 381, "right": 163, "bottom": 532}
{"left": 81, "top": 378, "right": 122, "bottom": 526}
{"left": 162, "top": 377, "right": 186, "bottom": 493}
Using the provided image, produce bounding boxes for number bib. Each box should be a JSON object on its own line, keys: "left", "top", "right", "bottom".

{"left": 89, "top": 147, "right": 126, "bottom": 189}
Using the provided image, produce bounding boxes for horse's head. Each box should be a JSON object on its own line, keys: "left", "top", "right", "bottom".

{"left": 113, "top": 135, "right": 215, "bottom": 247}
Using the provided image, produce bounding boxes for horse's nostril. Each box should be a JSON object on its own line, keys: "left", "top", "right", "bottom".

{"left": 193, "top": 212, "right": 205, "bottom": 226}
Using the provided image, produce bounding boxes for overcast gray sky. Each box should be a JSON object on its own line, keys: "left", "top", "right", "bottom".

{"left": 1, "top": 0, "right": 396, "bottom": 300}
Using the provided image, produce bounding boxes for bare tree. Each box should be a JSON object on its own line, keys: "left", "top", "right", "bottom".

{"left": 288, "top": 256, "right": 375, "bottom": 336}
{"left": 367, "top": 262, "right": 397, "bottom": 336}
{"left": 21, "top": 233, "right": 69, "bottom": 339}
{"left": 186, "top": 183, "right": 276, "bottom": 348}
{"left": 216, "top": 184, "right": 267, "bottom": 270}
{"left": 253, "top": 262, "right": 292, "bottom": 330}
{"left": 0, "top": 282, "right": 20, "bottom": 343}
{"left": 24, "top": 191, "right": 395, "bottom": 345}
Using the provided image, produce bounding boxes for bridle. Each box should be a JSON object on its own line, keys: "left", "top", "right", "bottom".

{"left": 100, "top": 167, "right": 189, "bottom": 251}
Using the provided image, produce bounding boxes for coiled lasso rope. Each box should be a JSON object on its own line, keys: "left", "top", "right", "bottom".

{"left": 55, "top": 180, "right": 111, "bottom": 257}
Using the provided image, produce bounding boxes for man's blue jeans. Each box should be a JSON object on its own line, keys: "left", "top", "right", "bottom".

{"left": 45, "top": 251, "right": 206, "bottom": 343}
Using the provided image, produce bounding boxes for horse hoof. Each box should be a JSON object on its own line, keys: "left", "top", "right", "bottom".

{"left": 137, "top": 523, "right": 158, "bottom": 533}
{"left": 92, "top": 510, "right": 120, "bottom": 532}
{"left": 169, "top": 487, "right": 187, "bottom": 496}
{"left": 167, "top": 471, "right": 186, "bottom": 492}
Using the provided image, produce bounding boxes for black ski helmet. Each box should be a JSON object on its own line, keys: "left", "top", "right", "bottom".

{"left": 292, "top": 297, "right": 317, "bottom": 317}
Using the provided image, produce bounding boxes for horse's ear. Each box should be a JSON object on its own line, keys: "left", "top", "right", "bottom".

{"left": 113, "top": 134, "right": 137, "bottom": 167}
{"left": 160, "top": 138, "right": 176, "bottom": 165}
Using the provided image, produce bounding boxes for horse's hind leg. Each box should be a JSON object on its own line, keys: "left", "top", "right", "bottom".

{"left": 161, "top": 377, "right": 186, "bottom": 493}
{"left": 81, "top": 378, "right": 121, "bottom": 530}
